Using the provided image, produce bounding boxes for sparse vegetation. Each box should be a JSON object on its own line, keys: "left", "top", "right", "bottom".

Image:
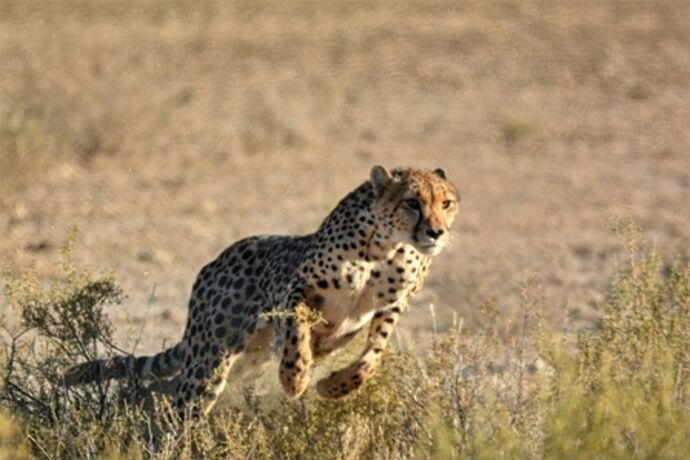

{"left": 0, "top": 224, "right": 688, "bottom": 459}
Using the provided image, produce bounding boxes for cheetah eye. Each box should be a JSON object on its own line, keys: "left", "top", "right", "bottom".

{"left": 442, "top": 200, "right": 454, "bottom": 210}
{"left": 403, "top": 199, "right": 420, "bottom": 211}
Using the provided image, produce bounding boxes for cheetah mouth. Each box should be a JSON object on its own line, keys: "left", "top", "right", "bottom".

{"left": 416, "top": 242, "right": 443, "bottom": 255}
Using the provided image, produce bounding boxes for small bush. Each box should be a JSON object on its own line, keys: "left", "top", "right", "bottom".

{"left": 0, "top": 224, "right": 689, "bottom": 458}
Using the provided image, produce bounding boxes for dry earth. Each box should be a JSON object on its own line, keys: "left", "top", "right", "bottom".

{"left": 1, "top": 0, "right": 688, "bottom": 354}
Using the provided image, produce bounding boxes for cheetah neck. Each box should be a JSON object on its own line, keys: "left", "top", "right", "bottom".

{"left": 313, "top": 182, "right": 398, "bottom": 263}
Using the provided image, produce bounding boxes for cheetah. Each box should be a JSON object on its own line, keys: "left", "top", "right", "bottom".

{"left": 65, "top": 166, "right": 460, "bottom": 419}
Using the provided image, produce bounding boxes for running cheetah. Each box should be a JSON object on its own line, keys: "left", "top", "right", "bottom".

{"left": 65, "top": 166, "right": 460, "bottom": 419}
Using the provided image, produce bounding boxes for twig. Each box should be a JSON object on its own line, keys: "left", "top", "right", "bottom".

{"left": 27, "top": 433, "right": 54, "bottom": 460}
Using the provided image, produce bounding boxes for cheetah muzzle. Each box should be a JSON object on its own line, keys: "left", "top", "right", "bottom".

{"left": 64, "top": 165, "right": 460, "bottom": 419}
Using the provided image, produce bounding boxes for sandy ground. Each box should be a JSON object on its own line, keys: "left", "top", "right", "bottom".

{"left": 1, "top": 0, "right": 688, "bottom": 354}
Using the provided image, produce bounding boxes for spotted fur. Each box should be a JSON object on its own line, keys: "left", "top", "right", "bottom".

{"left": 64, "top": 166, "right": 459, "bottom": 419}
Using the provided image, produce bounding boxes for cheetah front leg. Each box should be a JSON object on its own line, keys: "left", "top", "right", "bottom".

{"left": 316, "top": 305, "right": 402, "bottom": 399}
{"left": 278, "top": 300, "right": 314, "bottom": 398}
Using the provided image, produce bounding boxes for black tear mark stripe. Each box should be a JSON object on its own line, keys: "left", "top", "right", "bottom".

{"left": 412, "top": 211, "right": 423, "bottom": 243}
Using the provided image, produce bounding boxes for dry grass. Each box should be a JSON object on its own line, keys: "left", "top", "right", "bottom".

{"left": 0, "top": 225, "right": 688, "bottom": 458}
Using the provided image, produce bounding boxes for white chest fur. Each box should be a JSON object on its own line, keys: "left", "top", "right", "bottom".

{"left": 316, "top": 260, "right": 375, "bottom": 337}
{"left": 314, "top": 245, "right": 423, "bottom": 339}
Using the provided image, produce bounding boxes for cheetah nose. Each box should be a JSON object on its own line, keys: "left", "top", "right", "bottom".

{"left": 426, "top": 228, "right": 445, "bottom": 240}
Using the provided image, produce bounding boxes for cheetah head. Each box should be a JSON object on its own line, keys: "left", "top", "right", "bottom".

{"left": 370, "top": 165, "right": 459, "bottom": 256}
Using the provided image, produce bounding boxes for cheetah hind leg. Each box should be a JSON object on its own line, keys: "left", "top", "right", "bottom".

{"left": 173, "top": 352, "right": 240, "bottom": 421}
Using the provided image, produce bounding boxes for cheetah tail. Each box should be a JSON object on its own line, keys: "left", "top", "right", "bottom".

{"left": 62, "top": 343, "right": 184, "bottom": 385}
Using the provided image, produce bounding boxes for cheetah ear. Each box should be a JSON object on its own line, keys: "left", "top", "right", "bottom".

{"left": 433, "top": 168, "right": 447, "bottom": 180}
{"left": 370, "top": 165, "right": 393, "bottom": 197}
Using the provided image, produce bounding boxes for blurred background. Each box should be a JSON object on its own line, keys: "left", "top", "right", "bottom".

{"left": 1, "top": 0, "right": 688, "bottom": 353}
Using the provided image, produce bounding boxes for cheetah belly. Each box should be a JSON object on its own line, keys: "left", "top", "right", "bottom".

{"left": 228, "top": 323, "right": 274, "bottom": 384}
{"left": 311, "top": 295, "right": 374, "bottom": 357}
{"left": 316, "top": 288, "right": 375, "bottom": 338}
{"left": 334, "top": 310, "right": 375, "bottom": 336}
{"left": 311, "top": 311, "right": 374, "bottom": 358}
